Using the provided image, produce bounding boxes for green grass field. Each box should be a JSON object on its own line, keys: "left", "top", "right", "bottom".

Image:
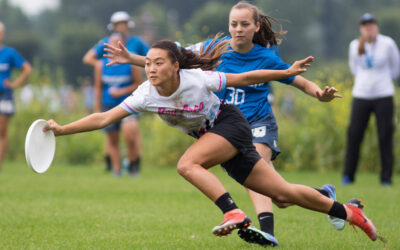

{"left": 1, "top": 162, "right": 398, "bottom": 249}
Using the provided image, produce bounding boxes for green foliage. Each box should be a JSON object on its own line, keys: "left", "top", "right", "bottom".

{"left": 8, "top": 60, "right": 400, "bottom": 173}
{"left": 376, "top": 6, "right": 400, "bottom": 44}
{"left": 140, "top": 115, "right": 195, "bottom": 167}
{"left": 7, "top": 60, "right": 104, "bottom": 165}
{"left": 54, "top": 21, "right": 104, "bottom": 85}
{"left": 133, "top": 2, "right": 177, "bottom": 41}
{"left": 273, "top": 65, "right": 400, "bottom": 173}
{"left": 183, "top": 2, "right": 232, "bottom": 44}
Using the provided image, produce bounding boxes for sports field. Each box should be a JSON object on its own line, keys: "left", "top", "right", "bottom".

{"left": 1, "top": 162, "right": 398, "bottom": 249}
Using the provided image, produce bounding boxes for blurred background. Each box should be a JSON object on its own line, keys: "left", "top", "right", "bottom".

{"left": 2, "top": 0, "right": 400, "bottom": 173}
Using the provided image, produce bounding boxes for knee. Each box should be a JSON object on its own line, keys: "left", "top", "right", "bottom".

{"left": 269, "top": 189, "right": 293, "bottom": 205}
{"left": 176, "top": 160, "right": 193, "bottom": 178}
{"left": 271, "top": 194, "right": 289, "bottom": 205}
{"left": 273, "top": 200, "right": 291, "bottom": 208}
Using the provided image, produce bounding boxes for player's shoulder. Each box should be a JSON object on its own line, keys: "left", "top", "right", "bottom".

{"left": 179, "top": 68, "right": 205, "bottom": 78}
{"left": 127, "top": 35, "right": 146, "bottom": 44}
{"left": 253, "top": 44, "right": 276, "bottom": 55}
{"left": 203, "top": 36, "right": 230, "bottom": 50}
{"left": 349, "top": 38, "right": 359, "bottom": 47}
{"left": 378, "top": 34, "right": 396, "bottom": 46}
{"left": 1, "top": 45, "right": 16, "bottom": 53}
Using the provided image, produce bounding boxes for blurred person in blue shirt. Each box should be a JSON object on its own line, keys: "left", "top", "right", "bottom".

{"left": 94, "top": 33, "right": 143, "bottom": 177}
{"left": 0, "top": 21, "right": 32, "bottom": 171}
{"left": 83, "top": 11, "right": 148, "bottom": 174}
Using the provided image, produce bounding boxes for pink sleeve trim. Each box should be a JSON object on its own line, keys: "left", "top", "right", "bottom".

{"left": 122, "top": 101, "right": 137, "bottom": 113}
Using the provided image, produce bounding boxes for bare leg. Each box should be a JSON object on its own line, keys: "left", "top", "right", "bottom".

{"left": 246, "top": 143, "right": 274, "bottom": 213}
{"left": 177, "top": 132, "right": 238, "bottom": 202}
{"left": 0, "top": 115, "right": 10, "bottom": 170}
{"left": 244, "top": 159, "right": 333, "bottom": 213}
{"left": 106, "top": 131, "right": 121, "bottom": 173}
{"left": 121, "top": 118, "right": 141, "bottom": 162}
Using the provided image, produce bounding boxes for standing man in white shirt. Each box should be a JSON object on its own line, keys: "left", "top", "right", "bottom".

{"left": 344, "top": 13, "right": 400, "bottom": 186}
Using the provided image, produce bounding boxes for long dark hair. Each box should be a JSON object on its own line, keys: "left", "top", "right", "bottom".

{"left": 358, "top": 36, "right": 366, "bottom": 55}
{"left": 231, "top": 1, "right": 287, "bottom": 47}
{"left": 151, "top": 34, "right": 228, "bottom": 71}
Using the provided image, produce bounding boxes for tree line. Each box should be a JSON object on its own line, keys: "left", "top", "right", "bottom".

{"left": 1, "top": 0, "right": 400, "bottom": 85}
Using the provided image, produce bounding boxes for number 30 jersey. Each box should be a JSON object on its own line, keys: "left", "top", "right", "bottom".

{"left": 212, "top": 40, "right": 294, "bottom": 124}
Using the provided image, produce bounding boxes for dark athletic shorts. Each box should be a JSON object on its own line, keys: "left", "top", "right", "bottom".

{"left": 208, "top": 104, "right": 261, "bottom": 185}
{"left": 0, "top": 91, "right": 15, "bottom": 116}
{"left": 102, "top": 104, "right": 139, "bottom": 132}
{"left": 250, "top": 112, "right": 281, "bottom": 160}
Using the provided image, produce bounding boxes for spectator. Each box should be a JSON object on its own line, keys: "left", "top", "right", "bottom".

{"left": 344, "top": 13, "right": 400, "bottom": 186}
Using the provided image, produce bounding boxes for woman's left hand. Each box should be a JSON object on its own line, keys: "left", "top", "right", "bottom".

{"left": 316, "top": 86, "right": 343, "bottom": 102}
{"left": 288, "top": 56, "right": 314, "bottom": 76}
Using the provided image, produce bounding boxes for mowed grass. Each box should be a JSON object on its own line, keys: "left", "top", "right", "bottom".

{"left": 0, "top": 162, "right": 398, "bottom": 249}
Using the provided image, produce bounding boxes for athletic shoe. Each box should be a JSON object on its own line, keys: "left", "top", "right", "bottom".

{"left": 105, "top": 155, "right": 112, "bottom": 172}
{"left": 112, "top": 170, "right": 122, "bottom": 178}
{"left": 345, "top": 198, "right": 378, "bottom": 241}
{"left": 342, "top": 175, "right": 353, "bottom": 185}
{"left": 129, "top": 159, "right": 140, "bottom": 178}
{"left": 212, "top": 209, "right": 251, "bottom": 237}
{"left": 238, "top": 226, "right": 279, "bottom": 247}
{"left": 321, "top": 184, "right": 345, "bottom": 230}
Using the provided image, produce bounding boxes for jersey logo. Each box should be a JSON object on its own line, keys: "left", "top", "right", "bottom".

{"left": 252, "top": 126, "right": 266, "bottom": 138}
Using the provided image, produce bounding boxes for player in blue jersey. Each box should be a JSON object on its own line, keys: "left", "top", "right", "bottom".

{"left": 0, "top": 21, "right": 32, "bottom": 171}
{"left": 195, "top": 2, "right": 343, "bottom": 246}
{"left": 94, "top": 33, "right": 143, "bottom": 177}
{"left": 83, "top": 11, "right": 148, "bottom": 174}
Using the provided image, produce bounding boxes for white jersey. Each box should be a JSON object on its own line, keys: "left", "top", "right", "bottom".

{"left": 349, "top": 34, "right": 400, "bottom": 99}
{"left": 120, "top": 68, "right": 227, "bottom": 138}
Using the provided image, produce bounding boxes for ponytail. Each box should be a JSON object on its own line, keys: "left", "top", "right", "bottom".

{"left": 358, "top": 36, "right": 365, "bottom": 55}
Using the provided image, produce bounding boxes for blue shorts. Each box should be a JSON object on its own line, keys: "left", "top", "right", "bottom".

{"left": 0, "top": 91, "right": 15, "bottom": 116}
{"left": 250, "top": 112, "right": 281, "bottom": 160}
{"left": 102, "top": 104, "right": 140, "bottom": 132}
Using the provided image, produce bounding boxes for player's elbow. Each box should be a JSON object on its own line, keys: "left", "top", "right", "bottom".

{"left": 23, "top": 63, "right": 32, "bottom": 76}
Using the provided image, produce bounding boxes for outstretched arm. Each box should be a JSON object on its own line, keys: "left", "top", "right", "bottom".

{"left": 225, "top": 56, "right": 314, "bottom": 87}
{"left": 43, "top": 106, "right": 130, "bottom": 136}
{"left": 291, "top": 76, "right": 342, "bottom": 102}
{"left": 82, "top": 49, "right": 100, "bottom": 67}
{"left": 103, "top": 41, "right": 146, "bottom": 67}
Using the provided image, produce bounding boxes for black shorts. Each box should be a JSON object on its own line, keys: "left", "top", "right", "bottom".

{"left": 208, "top": 104, "right": 261, "bottom": 184}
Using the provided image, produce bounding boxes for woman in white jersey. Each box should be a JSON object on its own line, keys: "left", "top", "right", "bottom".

{"left": 344, "top": 13, "right": 400, "bottom": 186}
{"left": 44, "top": 38, "right": 379, "bottom": 243}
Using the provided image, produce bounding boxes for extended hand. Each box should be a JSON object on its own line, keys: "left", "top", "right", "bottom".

{"left": 43, "top": 119, "right": 63, "bottom": 136}
{"left": 289, "top": 56, "right": 314, "bottom": 76}
{"left": 103, "top": 41, "right": 132, "bottom": 66}
{"left": 316, "top": 86, "right": 343, "bottom": 102}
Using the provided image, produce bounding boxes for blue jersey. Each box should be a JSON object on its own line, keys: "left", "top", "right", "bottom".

{"left": 101, "top": 58, "right": 133, "bottom": 106}
{"left": 0, "top": 46, "right": 26, "bottom": 93}
{"left": 202, "top": 38, "right": 294, "bottom": 123}
{"left": 93, "top": 36, "right": 149, "bottom": 58}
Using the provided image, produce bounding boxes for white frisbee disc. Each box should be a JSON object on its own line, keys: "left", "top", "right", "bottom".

{"left": 25, "top": 119, "right": 56, "bottom": 173}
